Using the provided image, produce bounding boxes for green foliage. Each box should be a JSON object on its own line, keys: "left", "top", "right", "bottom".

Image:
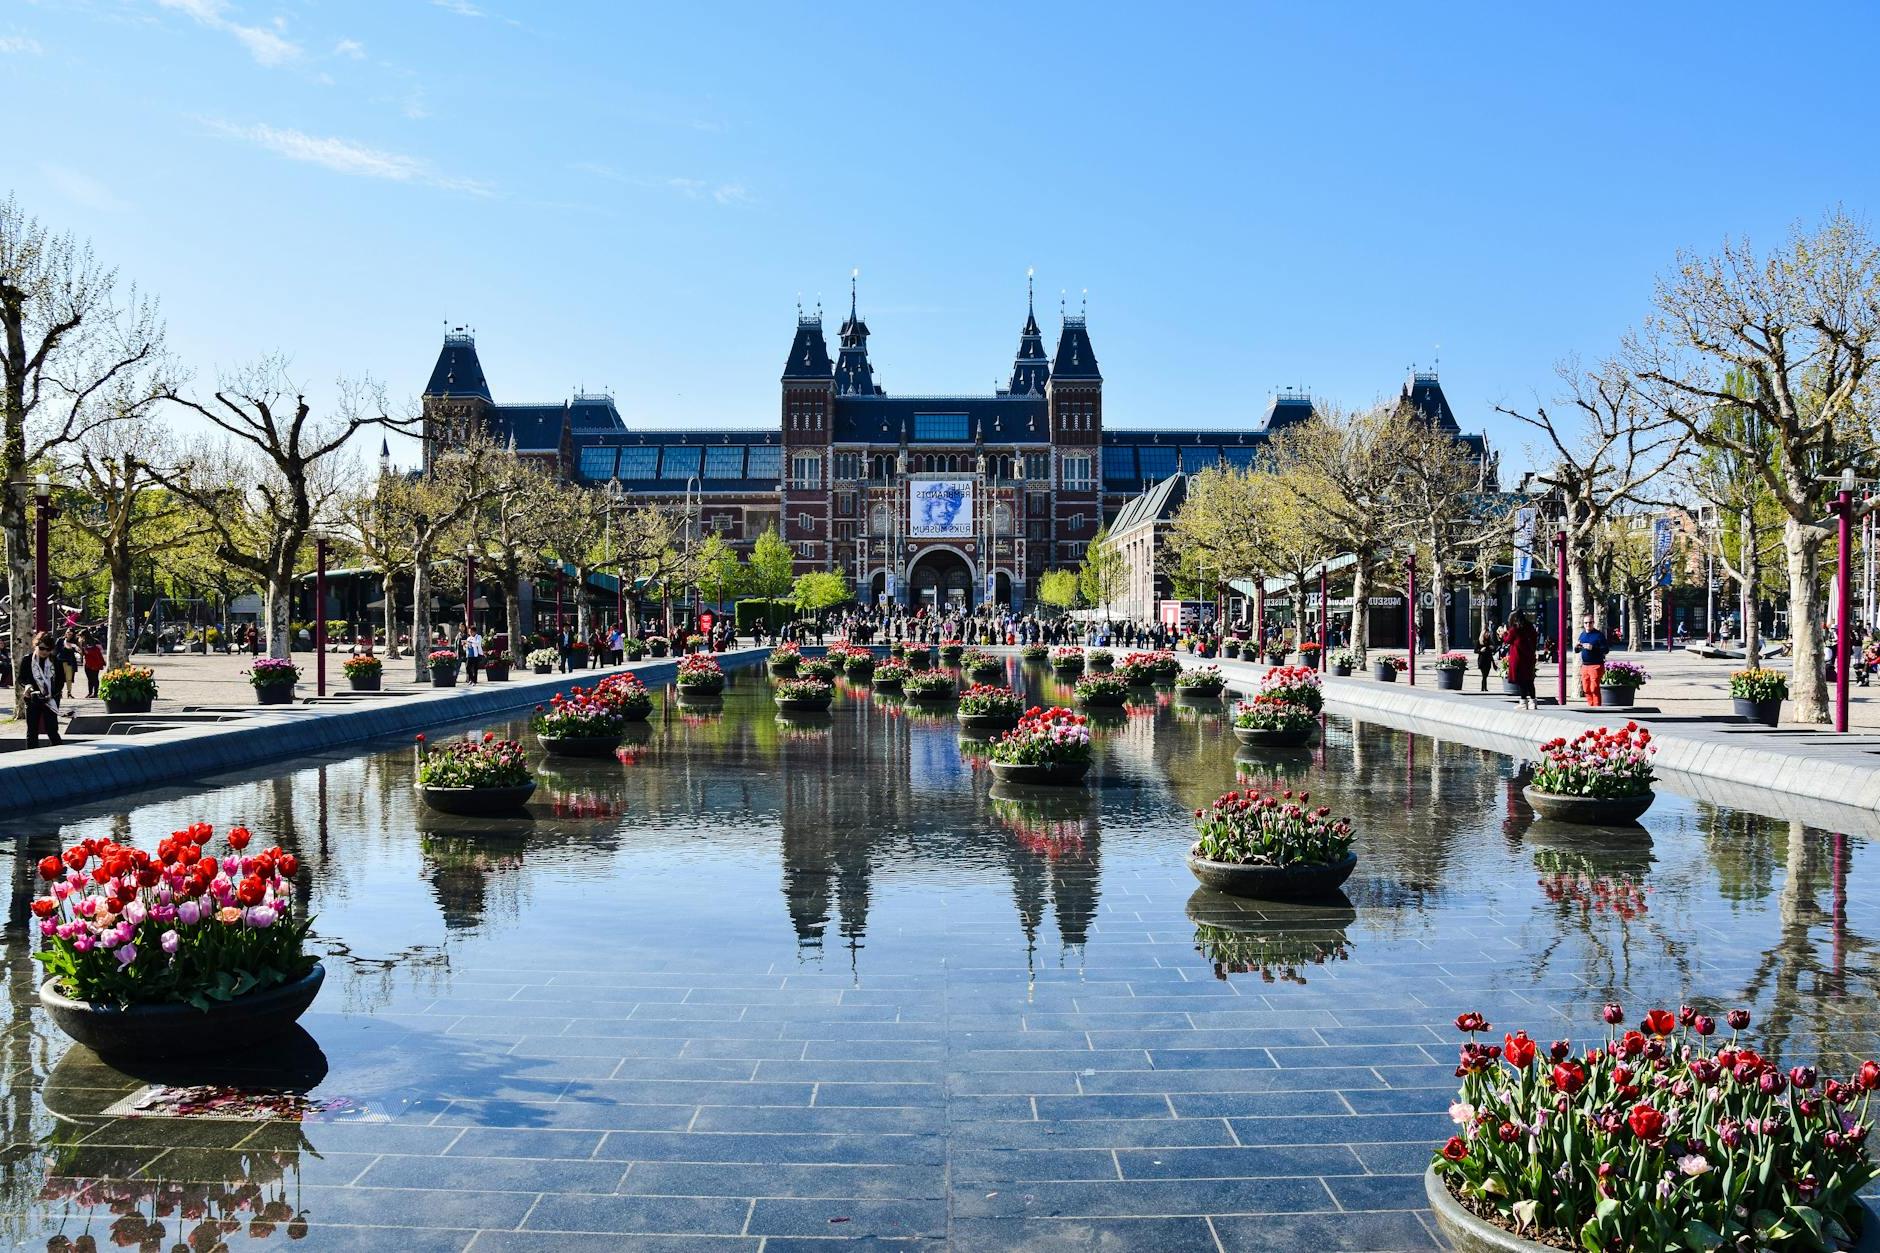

{"left": 1078, "top": 525, "right": 1126, "bottom": 610}
{"left": 791, "top": 571, "right": 852, "bottom": 613}
{"left": 747, "top": 526, "right": 796, "bottom": 602}
{"left": 1037, "top": 568, "right": 1081, "bottom": 610}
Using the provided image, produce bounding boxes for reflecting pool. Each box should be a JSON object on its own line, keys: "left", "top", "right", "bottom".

{"left": 1, "top": 660, "right": 1875, "bottom": 1250}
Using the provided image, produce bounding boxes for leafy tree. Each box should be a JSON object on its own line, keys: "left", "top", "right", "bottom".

{"left": 699, "top": 532, "right": 741, "bottom": 612}
{"left": 791, "top": 571, "right": 851, "bottom": 615}
{"left": 1036, "top": 568, "right": 1080, "bottom": 612}
{"left": 747, "top": 525, "right": 795, "bottom": 603}
{"left": 1078, "top": 524, "right": 1126, "bottom": 617}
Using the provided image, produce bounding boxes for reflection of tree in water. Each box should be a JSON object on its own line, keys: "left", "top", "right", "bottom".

{"left": 988, "top": 789, "right": 1101, "bottom": 964}
{"left": 1520, "top": 824, "right": 1698, "bottom": 996}
{"left": 1700, "top": 803, "right": 1780, "bottom": 905}
{"left": 1734, "top": 820, "right": 1873, "bottom": 1069}
{"left": 420, "top": 832, "right": 531, "bottom": 931}
{"left": 1186, "top": 890, "right": 1355, "bottom": 985}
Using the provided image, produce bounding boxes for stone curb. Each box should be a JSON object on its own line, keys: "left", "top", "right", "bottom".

{"left": 0, "top": 648, "right": 770, "bottom": 820}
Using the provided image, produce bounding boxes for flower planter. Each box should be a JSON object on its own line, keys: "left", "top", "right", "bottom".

{"left": 346, "top": 674, "right": 381, "bottom": 693}
{"left": 532, "top": 664, "right": 554, "bottom": 675}
{"left": 1434, "top": 669, "right": 1464, "bottom": 691}
{"left": 103, "top": 696, "right": 154, "bottom": 714}
{"left": 1232, "top": 723, "right": 1316, "bottom": 748}
{"left": 1330, "top": 664, "right": 1351, "bottom": 677}
{"left": 1185, "top": 852, "right": 1356, "bottom": 901}
{"left": 957, "top": 711, "right": 1020, "bottom": 733}
{"left": 775, "top": 695, "right": 833, "bottom": 714}
{"left": 1423, "top": 1166, "right": 1880, "bottom": 1253}
{"left": 254, "top": 684, "right": 295, "bottom": 705}
{"left": 1371, "top": 663, "right": 1398, "bottom": 683}
{"left": 1077, "top": 690, "right": 1127, "bottom": 708}
{"left": 537, "top": 733, "right": 624, "bottom": 757}
{"left": 1733, "top": 696, "right": 1782, "bottom": 726}
{"left": 989, "top": 760, "right": 1090, "bottom": 787}
{"left": 872, "top": 677, "right": 904, "bottom": 694}
{"left": 1597, "top": 683, "right": 1635, "bottom": 707}
{"left": 419, "top": 781, "right": 536, "bottom": 816}
{"left": 968, "top": 665, "right": 1005, "bottom": 684}
{"left": 768, "top": 663, "right": 800, "bottom": 678}
{"left": 1522, "top": 785, "right": 1654, "bottom": 826}
{"left": 1089, "top": 658, "right": 1113, "bottom": 673}
{"left": 676, "top": 685, "right": 723, "bottom": 705}
{"left": 430, "top": 668, "right": 459, "bottom": 688}
{"left": 485, "top": 663, "right": 510, "bottom": 682}
{"left": 39, "top": 965, "right": 325, "bottom": 1061}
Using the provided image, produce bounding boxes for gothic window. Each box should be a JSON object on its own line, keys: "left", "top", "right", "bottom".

{"left": 1061, "top": 454, "right": 1093, "bottom": 491}
{"left": 790, "top": 453, "right": 822, "bottom": 490}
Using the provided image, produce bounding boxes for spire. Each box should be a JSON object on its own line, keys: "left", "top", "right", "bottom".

{"left": 834, "top": 269, "right": 880, "bottom": 396}
{"left": 782, "top": 307, "right": 833, "bottom": 382}
{"left": 1051, "top": 305, "right": 1101, "bottom": 382}
{"left": 425, "top": 327, "right": 491, "bottom": 400}
{"left": 1007, "top": 267, "right": 1050, "bottom": 395}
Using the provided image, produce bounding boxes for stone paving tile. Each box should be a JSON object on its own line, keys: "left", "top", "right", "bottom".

{"left": 592, "top": 1130, "right": 946, "bottom": 1166}
{"left": 952, "top": 1176, "right": 1337, "bottom": 1218}
{"left": 1112, "top": 1144, "right": 1367, "bottom": 1178}
{"left": 618, "top": 1161, "right": 944, "bottom": 1199}
{"left": 747, "top": 1197, "right": 947, "bottom": 1239}
{"left": 354, "top": 1153, "right": 627, "bottom": 1193}
{"left": 521, "top": 1191, "right": 754, "bottom": 1233}
{"left": 468, "top": 1235, "right": 755, "bottom": 1253}
{"left": 947, "top": 1216, "right": 1220, "bottom": 1251}
{"left": 1211, "top": 1210, "right": 1442, "bottom": 1251}
{"left": 689, "top": 1105, "right": 944, "bottom": 1136}
{"left": 949, "top": 1117, "right": 1239, "bottom": 1150}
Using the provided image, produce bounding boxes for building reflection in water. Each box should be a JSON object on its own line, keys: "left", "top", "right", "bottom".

{"left": 1186, "top": 888, "right": 1355, "bottom": 984}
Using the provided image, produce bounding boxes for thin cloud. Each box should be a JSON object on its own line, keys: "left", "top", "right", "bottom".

{"left": 431, "top": 0, "right": 484, "bottom": 15}
{"left": 205, "top": 119, "right": 492, "bottom": 195}
{"left": 0, "top": 34, "right": 45, "bottom": 55}
{"left": 334, "top": 38, "right": 366, "bottom": 59}
{"left": 155, "top": 0, "right": 300, "bottom": 67}
{"left": 573, "top": 162, "right": 750, "bottom": 206}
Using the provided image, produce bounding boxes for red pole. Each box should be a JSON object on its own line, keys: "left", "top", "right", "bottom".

{"left": 556, "top": 568, "right": 565, "bottom": 635}
{"left": 314, "top": 536, "right": 328, "bottom": 698}
{"left": 1838, "top": 488, "right": 1852, "bottom": 732}
{"left": 1254, "top": 585, "right": 1264, "bottom": 653}
{"left": 1318, "top": 566, "right": 1328, "bottom": 671}
{"left": 465, "top": 553, "right": 477, "bottom": 633}
{"left": 33, "top": 478, "right": 52, "bottom": 634}
{"left": 1556, "top": 529, "right": 1568, "bottom": 708}
{"left": 1406, "top": 553, "right": 1416, "bottom": 686}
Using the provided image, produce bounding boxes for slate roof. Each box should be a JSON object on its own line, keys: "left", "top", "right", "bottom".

{"left": 569, "top": 395, "right": 627, "bottom": 432}
{"left": 1401, "top": 372, "right": 1460, "bottom": 433}
{"left": 485, "top": 404, "right": 565, "bottom": 451}
{"left": 425, "top": 332, "right": 491, "bottom": 400}
{"left": 782, "top": 316, "right": 833, "bottom": 380}
{"left": 1007, "top": 300, "right": 1050, "bottom": 396}
{"left": 1051, "top": 316, "right": 1100, "bottom": 381}
{"left": 1260, "top": 391, "right": 1315, "bottom": 433}
{"left": 832, "top": 395, "right": 1051, "bottom": 444}
{"left": 1108, "top": 473, "right": 1187, "bottom": 536}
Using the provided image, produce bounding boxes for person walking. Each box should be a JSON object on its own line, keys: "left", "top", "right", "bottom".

{"left": 56, "top": 630, "right": 80, "bottom": 700}
{"left": 1474, "top": 625, "right": 1497, "bottom": 692}
{"left": 21, "top": 632, "right": 63, "bottom": 747}
{"left": 463, "top": 629, "right": 483, "bottom": 684}
{"left": 1501, "top": 612, "right": 1539, "bottom": 710}
{"left": 1575, "top": 613, "right": 1609, "bottom": 708}
{"left": 81, "top": 631, "right": 105, "bottom": 697}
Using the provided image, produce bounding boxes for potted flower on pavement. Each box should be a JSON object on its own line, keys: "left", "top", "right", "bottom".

{"left": 532, "top": 681, "right": 636, "bottom": 756}
{"left": 1297, "top": 641, "right": 1322, "bottom": 670}
{"left": 339, "top": 654, "right": 382, "bottom": 692}
{"left": 99, "top": 664, "right": 158, "bottom": 713}
{"left": 1431, "top": 651, "right": 1469, "bottom": 690}
{"left": 675, "top": 653, "right": 725, "bottom": 703}
{"left": 1498, "top": 654, "right": 1523, "bottom": 695}
{"left": 1524, "top": 722, "right": 1657, "bottom": 824}
{"left": 774, "top": 677, "right": 833, "bottom": 714}
{"left": 1186, "top": 787, "right": 1356, "bottom": 899}
{"left": 1020, "top": 644, "right": 1049, "bottom": 665}
{"left": 1087, "top": 648, "right": 1114, "bottom": 673}
{"left": 1428, "top": 1004, "right": 1880, "bottom": 1253}
{"left": 646, "top": 635, "right": 670, "bottom": 658}
{"left": 872, "top": 661, "right": 910, "bottom": 694}
{"left": 1597, "top": 658, "right": 1647, "bottom": 707}
{"left": 963, "top": 648, "right": 1005, "bottom": 684}
{"left": 1223, "top": 639, "right": 1242, "bottom": 660}
{"left": 903, "top": 672, "right": 958, "bottom": 704}
{"left": 767, "top": 643, "right": 801, "bottom": 676}
{"left": 1731, "top": 667, "right": 1787, "bottom": 726}
{"left": 527, "top": 647, "right": 558, "bottom": 675}
{"left": 1232, "top": 694, "right": 1319, "bottom": 748}
{"left": 957, "top": 684, "right": 1024, "bottom": 733}
{"left": 1372, "top": 654, "right": 1407, "bottom": 683}
{"left": 483, "top": 649, "right": 511, "bottom": 682}
{"left": 416, "top": 731, "right": 535, "bottom": 815}
{"left": 986, "top": 706, "right": 1093, "bottom": 786}
{"left": 1051, "top": 647, "right": 1086, "bottom": 677}
{"left": 1073, "top": 672, "right": 1129, "bottom": 708}
{"left": 247, "top": 658, "right": 300, "bottom": 705}
{"left": 427, "top": 648, "right": 461, "bottom": 688}
{"left": 33, "top": 823, "right": 322, "bottom": 1059}
{"left": 1328, "top": 647, "right": 1358, "bottom": 677}
{"left": 1174, "top": 664, "right": 1226, "bottom": 700}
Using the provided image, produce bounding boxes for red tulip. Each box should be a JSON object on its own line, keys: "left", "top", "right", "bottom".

{"left": 1440, "top": 1136, "right": 1468, "bottom": 1162}
{"left": 1551, "top": 1061, "right": 1586, "bottom": 1094}
{"left": 1503, "top": 1032, "right": 1537, "bottom": 1069}
{"left": 1626, "top": 1103, "right": 1666, "bottom": 1140}
{"left": 1642, "top": 1009, "right": 1676, "bottom": 1037}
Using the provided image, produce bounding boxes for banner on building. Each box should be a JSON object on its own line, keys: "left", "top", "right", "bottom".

{"left": 1513, "top": 507, "right": 1537, "bottom": 582}
{"left": 1653, "top": 516, "right": 1674, "bottom": 588}
{"left": 910, "top": 479, "right": 973, "bottom": 538}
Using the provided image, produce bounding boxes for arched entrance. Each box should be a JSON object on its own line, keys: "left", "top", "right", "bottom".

{"left": 908, "top": 549, "right": 974, "bottom": 611}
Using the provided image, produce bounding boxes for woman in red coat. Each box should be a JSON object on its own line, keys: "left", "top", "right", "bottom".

{"left": 1501, "top": 612, "right": 1539, "bottom": 710}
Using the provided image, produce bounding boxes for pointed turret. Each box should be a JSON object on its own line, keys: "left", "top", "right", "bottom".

{"left": 425, "top": 328, "right": 491, "bottom": 400}
{"left": 1007, "top": 272, "right": 1050, "bottom": 396}
{"left": 1399, "top": 370, "right": 1461, "bottom": 433}
{"left": 1052, "top": 313, "right": 1101, "bottom": 381}
{"left": 782, "top": 308, "right": 833, "bottom": 381}
{"left": 834, "top": 272, "right": 881, "bottom": 396}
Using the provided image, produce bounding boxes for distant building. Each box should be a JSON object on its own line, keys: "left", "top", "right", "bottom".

{"left": 422, "top": 282, "right": 1490, "bottom": 613}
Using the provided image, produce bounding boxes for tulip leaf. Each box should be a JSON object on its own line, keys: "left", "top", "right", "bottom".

{"left": 1680, "top": 1219, "right": 1723, "bottom": 1251}
{"left": 1786, "top": 1205, "right": 1823, "bottom": 1242}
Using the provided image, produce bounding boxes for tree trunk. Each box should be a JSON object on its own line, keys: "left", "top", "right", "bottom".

{"left": 1428, "top": 538, "right": 1450, "bottom": 655}
{"left": 381, "top": 573, "right": 400, "bottom": 658}
{"left": 105, "top": 550, "right": 134, "bottom": 667}
{"left": 1785, "top": 516, "right": 1829, "bottom": 723}
{"left": 5, "top": 503, "right": 30, "bottom": 658}
{"left": 504, "top": 569, "right": 526, "bottom": 651}
{"left": 411, "top": 561, "right": 433, "bottom": 681}
{"left": 264, "top": 571, "right": 293, "bottom": 660}
{"left": 1742, "top": 514, "right": 1762, "bottom": 661}
{"left": 1348, "top": 557, "right": 1370, "bottom": 660}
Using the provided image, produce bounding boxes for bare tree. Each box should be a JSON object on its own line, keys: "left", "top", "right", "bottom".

{"left": 1677, "top": 369, "right": 1784, "bottom": 658}
{"left": 379, "top": 433, "right": 497, "bottom": 678}
{"left": 0, "top": 195, "right": 168, "bottom": 658}
{"left": 160, "top": 358, "right": 402, "bottom": 658}
{"left": 472, "top": 451, "right": 562, "bottom": 650}
{"left": 1395, "top": 422, "right": 1494, "bottom": 654}
{"left": 1629, "top": 209, "right": 1880, "bottom": 723}
{"left": 1496, "top": 358, "right": 1686, "bottom": 637}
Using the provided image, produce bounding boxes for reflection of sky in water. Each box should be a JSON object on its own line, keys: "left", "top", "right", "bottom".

{"left": 1, "top": 664, "right": 1878, "bottom": 1244}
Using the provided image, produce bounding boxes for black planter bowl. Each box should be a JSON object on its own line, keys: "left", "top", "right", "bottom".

{"left": 419, "top": 781, "right": 536, "bottom": 815}
{"left": 988, "top": 760, "right": 1090, "bottom": 786}
{"left": 103, "top": 695, "right": 154, "bottom": 714}
{"left": 1733, "top": 695, "right": 1783, "bottom": 726}
{"left": 40, "top": 964, "right": 325, "bottom": 1061}
{"left": 872, "top": 677, "right": 904, "bottom": 694}
{"left": 1331, "top": 665, "right": 1351, "bottom": 677}
{"left": 254, "top": 684, "right": 296, "bottom": 705}
{"left": 775, "top": 696, "right": 833, "bottom": 714}
{"left": 531, "top": 663, "right": 553, "bottom": 674}
{"left": 1598, "top": 684, "right": 1636, "bottom": 707}
{"left": 967, "top": 665, "right": 1005, "bottom": 684}
{"left": 1371, "top": 665, "right": 1399, "bottom": 683}
{"left": 430, "top": 670, "right": 459, "bottom": 688}
{"left": 1186, "top": 852, "right": 1357, "bottom": 900}
{"left": 957, "top": 711, "right": 1020, "bottom": 733}
{"left": 1088, "top": 658, "right": 1114, "bottom": 673}
{"left": 676, "top": 685, "right": 724, "bottom": 705}
{"left": 1174, "top": 686, "right": 1225, "bottom": 702}
{"left": 768, "top": 664, "right": 800, "bottom": 680}
{"left": 345, "top": 674, "right": 381, "bottom": 692}
{"left": 1434, "top": 669, "right": 1465, "bottom": 690}
{"left": 1232, "top": 723, "right": 1316, "bottom": 748}
{"left": 537, "top": 733, "right": 625, "bottom": 757}
{"left": 485, "top": 663, "right": 511, "bottom": 682}
{"left": 1051, "top": 662, "right": 1086, "bottom": 678}
{"left": 1424, "top": 1166, "right": 1880, "bottom": 1253}
{"left": 1077, "top": 690, "right": 1127, "bottom": 708}
{"left": 1522, "top": 785, "right": 1654, "bottom": 825}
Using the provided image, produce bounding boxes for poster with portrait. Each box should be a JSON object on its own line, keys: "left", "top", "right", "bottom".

{"left": 910, "top": 479, "right": 973, "bottom": 538}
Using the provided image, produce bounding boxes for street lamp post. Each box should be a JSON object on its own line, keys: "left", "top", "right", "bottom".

{"left": 1836, "top": 468, "right": 1855, "bottom": 733}
{"left": 1405, "top": 552, "right": 1417, "bottom": 686}
{"left": 314, "top": 531, "right": 329, "bottom": 698}
{"left": 1318, "top": 564, "right": 1328, "bottom": 670}
{"left": 464, "top": 543, "right": 477, "bottom": 635}
{"left": 1556, "top": 526, "right": 1569, "bottom": 708}
{"left": 33, "top": 473, "right": 53, "bottom": 634}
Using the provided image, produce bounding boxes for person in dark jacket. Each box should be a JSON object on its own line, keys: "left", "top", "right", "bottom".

{"left": 1475, "top": 626, "right": 1498, "bottom": 692}
{"left": 1501, "top": 613, "right": 1539, "bottom": 710}
{"left": 20, "top": 632, "right": 63, "bottom": 747}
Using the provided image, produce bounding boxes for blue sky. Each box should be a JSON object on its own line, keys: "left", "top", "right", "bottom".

{"left": 4, "top": 2, "right": 1876, "bottom": 473}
